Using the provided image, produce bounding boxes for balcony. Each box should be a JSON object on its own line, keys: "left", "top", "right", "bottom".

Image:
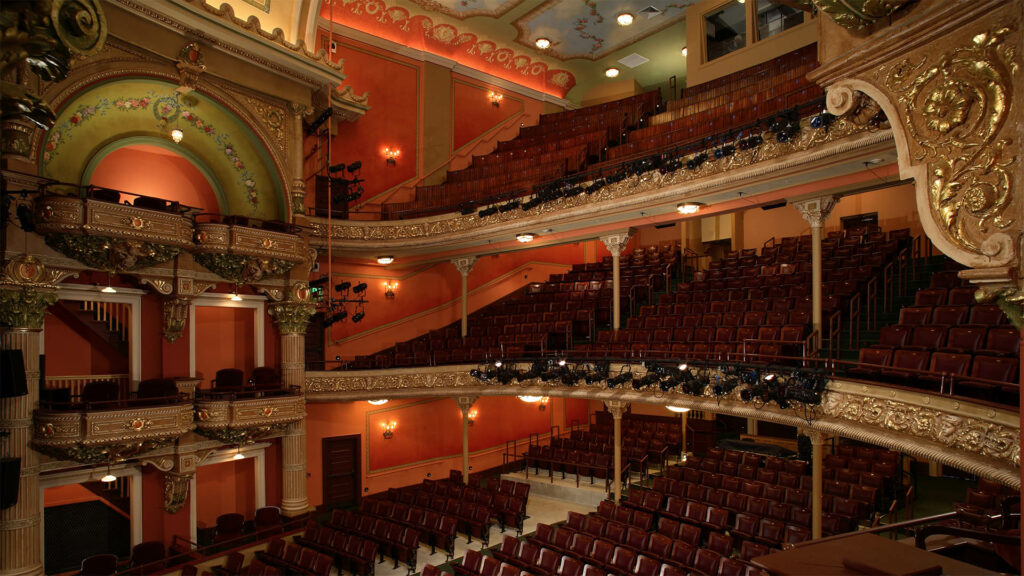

{"left": 192, "top": 216, "right": 308, "bottom": 283}
{"left": 193, "top": 387, "right": 305, "bottom": 444}
{"left": 33, "top": 387, "right": 195, "bottom": 463}
{"left": 33, "top": 187, "right": 196, "bottom": 271}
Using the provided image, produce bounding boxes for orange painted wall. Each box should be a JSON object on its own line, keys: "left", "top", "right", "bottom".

{"left": 89, "top": 144, "right": 219, "bottom": 213}
{"left": 322, "top": 243, "right": 587, "bottom": 359}
{"left": 305, "top": 396, "right": 591, "bottom": 507}
{"left": 44, "top": 484, "right": 102, "bottom": 507}
{"left": 195, "top": 459, "right": 256, "bottom": 529}
{"left": 451, "top": 80, "right": 523, "bottom": 151}
{"left": 43, "top": 312, "right": 127, "bottom": 376}
{"left": 142, "top": 466, "right": 190, "bottom": 547}
{"left": 194, "top": 307, "right": 255, "bottom": 387}
{"left": 264, "top": 440, "right": 283, "bottom": 508}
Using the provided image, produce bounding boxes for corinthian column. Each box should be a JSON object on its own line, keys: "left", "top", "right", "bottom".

{"left": 792, "top": 197, "right": 838, "bottom": 347}
{"left": 451, "top": 257, "right": 477, "bottom": 338}
{"left": 0, "top": 287, "right": 58, "bottom": 576}
{"left": 268, "top": 298, "right": 316, "bottom": 517}
{"left": 289, "top": 103, "right": 312, "bottom": 217}
{"left": 600, "top": 232, "right": 632, "bottom": 333}
{"left": 605, "top": 400, "right": 628, "bottom": 503}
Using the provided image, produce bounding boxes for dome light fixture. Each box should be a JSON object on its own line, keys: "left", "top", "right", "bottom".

{"left": 516, "top": 232, "right": 536, "bottom": 243}
{"left": 605, "top": 67, "right": 620, "bottom": 78}
{"left": 170, "top": 128, "right": 184, "bottom": 143}
{"left": 535, "top": 37, "right": 551, "bottom": 49}
{"left": 377, "top": 256, "right": 394, "bottom": 265}
{"left": 517, "top": 395, "right": 544, "bottom": 403}
{"left": 367, "top": 399, "right": 389, "bottom": 405}
{"left": 616, "top": 12, "right": 634, "bottom": 26}
{"left": 666, "top": 406, "right": 691, "bottom": 413}
{"left": 101, "top": 464, "right": 116, "bottom": 483}
{"left": 677, "top": 201, "right": 703, "bottom": 214}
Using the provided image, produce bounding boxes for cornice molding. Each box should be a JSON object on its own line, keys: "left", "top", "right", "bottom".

{"left": 317, "top": 17, "right": 577, "bottom": 110}
{"left": 305, "top": 366, "right": 1019, "bottom": 488}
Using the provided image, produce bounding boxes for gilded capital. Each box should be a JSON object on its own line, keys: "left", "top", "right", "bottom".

{"left": 162, "top": 297, "right": 190, "bottom": 342}
{"left": 605, "top": 400, "right": 629, "bottom": 419}
{"left": 268, "top": 301, "right": 316, "bottom": 334}
{"left": 812, "top": 0, "right": 913, "bottom": 31}
{"left": 792, "top": 196, "right": 839, "bottom": 229}
{"left": 600, "top": 232, "right": 632, "bottom": 255}
{"left": 451, "top": 257, "right": 477, "bottom": 277}
{"left": 0, "top": 287, "right": 58, "bottom": 329}
{"left": 454, "top": 396, "right": 478, "bottom": 414}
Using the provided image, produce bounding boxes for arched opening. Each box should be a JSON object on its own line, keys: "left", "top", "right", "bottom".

{"left": 87, "top": 143, "right": 222, "bottom": 214}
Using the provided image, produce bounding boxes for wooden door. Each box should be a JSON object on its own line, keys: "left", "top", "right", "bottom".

{"left": 322, "top": 435, "right": 360, "bottom": 508}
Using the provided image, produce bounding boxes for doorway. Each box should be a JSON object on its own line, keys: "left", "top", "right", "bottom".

{"left": 322, "top": 435, "right": 360, "bottom": 509}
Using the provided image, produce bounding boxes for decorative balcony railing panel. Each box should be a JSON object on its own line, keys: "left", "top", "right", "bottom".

{"left": 32, "top": 402, "right": 195, "bottom": 463}
{"left": 34, "top": 196, "right": 195, "bottom": 271}
{"left": 192, "top": 222, "right": 308, "bottom": 283}
{"left": 193, "top": 390, "right": 305, "bottom": 444}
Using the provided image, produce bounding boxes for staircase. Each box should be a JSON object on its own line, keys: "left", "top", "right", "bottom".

{"left": 54, "top": 300, "right": 130, "bottom": 359}
{"left": 82, "top": 478, "right": 131, "bottom": 517}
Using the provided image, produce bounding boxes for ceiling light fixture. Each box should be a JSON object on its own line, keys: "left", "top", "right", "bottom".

{"left": 617, "top": 13, "right": 634, "bottom": 26}
{"left": 666, "top": 406, "right": 691, "bottom": 413}
{"left": 677, "top": 202, "right": 703, "bottom": 214}
{"left": 232, "top": 448, "right": 245, "bottom": 460}
{"left": 101, "top": 272, "right": 117, "bottom": 294}
{"left": 170, "top": 128, "right": 184, "bottom": 144}
{"left": 682, "top": 46, "right": 688, "bottom": 57}
{"left": 605, "top": 67, "right": 620, "bottom": 78}
{"left": 517, "top": 395, "right": 544, "bottom": 403}
{"left": 377, "top": 256, "right": 394, "bottom": 265}
{"left": 367, "top": 399, "right": 389, "bottom": 405}
{"left": 535, "top": 38, "right": 551, "bottom": 49}
{"left": 230, "top": 291, "right": 243, "bottom": 302}
{"left": 101, "top": 464, "right": 116, "bottom": 483}
{"left": 516, "top": 232, "right": 535, "bottom": 243}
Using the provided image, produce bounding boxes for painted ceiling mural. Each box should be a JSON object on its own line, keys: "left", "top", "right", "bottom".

{"left": 513, "top": 0, "right": 696, "bottom": 60}
{"left": 325, "top": 0, "right": 576, "bottom": 97}
{"left": 407, "top": 0, "right": 525, "bottom": 19}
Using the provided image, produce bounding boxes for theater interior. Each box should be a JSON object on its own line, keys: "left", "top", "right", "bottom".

{"left": 0, "top": 0, "right": 1021, "bottom": 575}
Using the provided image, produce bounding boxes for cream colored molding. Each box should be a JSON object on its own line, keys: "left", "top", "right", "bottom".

{"left": 305, "top": 366, "right": 1020, "bottom": 487}
{"left": 317, "top": 18, "right": 576, "bottom": 110}
{"left": 308, "top": 120, "right": 894, "bottom": 254}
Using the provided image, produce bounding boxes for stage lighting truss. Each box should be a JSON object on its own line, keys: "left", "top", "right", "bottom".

{"left": 312, "top": 276, "right": 369, "bottom": 326}
{"left": 466, "top": 357, "right": 828, "bottom": 422}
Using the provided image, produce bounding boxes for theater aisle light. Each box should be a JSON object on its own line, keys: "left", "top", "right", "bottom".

{"left": 677, "top": 202, "right": 703, "bottom": 215}
{"left": 605, "top": 67, "right": 620, "bottom": 78}
{"left": 383, "top": 146, "right": 400, "bottom": 166}
{"left": 367, "top": 399, "right": 389, "bottom": 405}
{"left": 377, "top": 255, "right": 394, "bottom": 265}
{"left": 382, "top": 420, "right": 397, "bottom": 439}
{"left": 516, "top": 232, "right": 535, "bottom": 243}
{"left": 535, "top": 37, "right": 551, "bottom": 49}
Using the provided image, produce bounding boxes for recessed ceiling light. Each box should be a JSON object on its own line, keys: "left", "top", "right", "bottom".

{"left": 535, "top": 38, "right": 551, "bottom": 49}
{"left": 617, "top": 13, "right": 634, "bottom": 26}
{"left": 516, "top": 232, "right": 536, "bottom": 243}
{"left": 377, "top": 256, "right": 394, "bottom": 265}
{"left": 677, "top": 202, "right": 703, "bottom": 214}
{"left": 605, "top": 67, "right": 620, "bottom": 78}
{"left": 667, "top": 406, "right": 691, "bottom": 413}
{"left": 367, "top": 399, "right": 389, "bottom": 405}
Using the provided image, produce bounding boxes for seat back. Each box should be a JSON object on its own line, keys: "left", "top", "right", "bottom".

{"left": 213, "top": 368, "right": 244, "bottom": 389}
{"left": 250, "top": 367, "right": 281, "bottom": 390}
{"left": 137, "top": 378, "right": 178, "bottom": 400}
{"left": 82, "top": 380, "right": 120, "bottom": 405}
{"left": 80, "top": 554, "right": 118, "bottom": 576}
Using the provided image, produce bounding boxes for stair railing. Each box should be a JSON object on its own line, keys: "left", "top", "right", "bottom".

{"left": 80, "top": 300, "right": 130, "bottom": 340}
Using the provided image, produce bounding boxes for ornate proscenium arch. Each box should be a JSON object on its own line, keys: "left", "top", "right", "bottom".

{"left": 809, "top": 0, "right": 1023, "bottom": 325}
{"left": 304, "top": 365, "right": 1020, "bottom": 489}
{"left": 38, "top": 77, "right": 287, "bottom": 220}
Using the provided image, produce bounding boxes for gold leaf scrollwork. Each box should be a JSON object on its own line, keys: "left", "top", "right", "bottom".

{"left": 881, "top": 27, "right": 1017, "bottom": 257}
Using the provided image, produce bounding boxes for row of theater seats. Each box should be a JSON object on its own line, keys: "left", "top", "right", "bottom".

{"left": 384, "top": 92, "right": 659, "bottom": 218}
{"left": 44, "top": 377, "right": 177, "bottom": 409}
{"left": 348, "top": 244, "right": 683, "bottom": 369}
{"left": 253, "top": 540, "right": 337, "bottom": 576}
{"left": 851, "top": 270, "right": 1019, "bottom": 404}
{"left": 319, "top": 511, "right": 421, "bottom": 571}
{"left": 607, "top": 45, "right": 821, "bottom": 163}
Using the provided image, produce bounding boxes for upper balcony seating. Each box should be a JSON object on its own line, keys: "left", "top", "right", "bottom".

{"left": 850, "top": 267, "right": 1018, "bottom": 405}
{"left": 381, "top": 47, "right": 822, "bottom": 219}
{"left": 348, "top": 243, "right": 681, "bottom": 369}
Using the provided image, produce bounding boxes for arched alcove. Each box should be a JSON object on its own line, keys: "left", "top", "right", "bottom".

{"left": 39, "top": 77, "right": 287, "bottom": 220}
{"left": 85, "top": 140, "right": 225, "bottom": 215}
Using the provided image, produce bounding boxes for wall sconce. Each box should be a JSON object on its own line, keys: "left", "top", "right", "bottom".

{"left": 382, "top": 421, "right": 397, "bottom": 439}
{"left": 383, "top": 147, "right": 400, "bottom": 166}
{"left": 384, "top": 281, "right": 397, "bottom": 299}
{"left": 539, "top": 397, "right": 549, "bottom": 411}
{"left": 488, "top": 91, "right": 503, "bottom": 106}
{"left": 467, "top": 409, "right": 478, "bottom": 426}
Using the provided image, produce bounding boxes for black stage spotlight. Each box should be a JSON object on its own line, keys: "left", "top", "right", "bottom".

{"left": 335, "top": 281, "right": 351, "bottom": 292}
{"left": 351, "top": 309, "right": 365, "bottom": 323}
{"left": 352, "top": 282, "right": 368, "bottom": 294}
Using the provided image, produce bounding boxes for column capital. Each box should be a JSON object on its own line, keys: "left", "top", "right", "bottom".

{"left": 792, "top": 196, "right": 839, "bottom": 228}
{"left": 605, "top": 400, "right": 629, "bottom": 419}
{"left": 268, "top": 301, "right": 317, "bottom": 334}
{"left": 599, "top": 232, "right": 632, "bottom": 255}
{"left": 801, "top": 428, "right": 828, "bottom": 445}
{"left": 0, "top": 287, "right": 58, "bottom": 330}
{"left": 451, "top": 256, "right": 477, "bottom": 277}
{"left": 454, "top": 396, "right": 478, "bottom": 414}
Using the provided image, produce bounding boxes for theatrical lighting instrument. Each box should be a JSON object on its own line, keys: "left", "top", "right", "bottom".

{"left": 584, "top": 362, "right": 610, "bottom": 385}
{"left": 351, "top": 309, "right": 365, "bottom": 323}
{"left": 478, "top": 205, "right": 499, "bottom": 218}
{"left": 335, "top": 281, "right": 351, "bottom": 292}
{"left": 352, "top": 282, "right": 368, "bottom": 294}
{"left": 810, "top": 111, "right": 835, "bottom": 129}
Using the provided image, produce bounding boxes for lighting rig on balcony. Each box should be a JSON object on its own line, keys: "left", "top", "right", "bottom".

{"left": 469, "top": 359, "right": 829, "bottom": 422}
{"left": 310, "top": 276, "right": 368, "bottom": 327}
{"left": 327, "top": 161, "right": 364, "bottom": 204}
